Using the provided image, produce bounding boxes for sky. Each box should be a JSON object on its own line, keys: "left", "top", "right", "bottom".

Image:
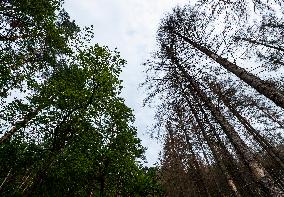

{"left": 64, "top": 0, "right": 189, "bottom": 165}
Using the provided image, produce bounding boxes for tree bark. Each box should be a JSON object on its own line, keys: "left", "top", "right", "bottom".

{"left": 0, "top": 107, "right": 40, "bottom": 144}
{"left": 209, "top": 82, "right": 284, "bottom": 170}
{"left": 254, "top": 104, "right": 284, "bottom": 129}
{"left": 185, "top": 100, "right": 241, "bottom": 197}
{"left": 183, "top": 130, "right": 212, "bottom": 197}
{"left": 172, "top": 31, "right": 284, "bottom": 109}
{"left": 234, "top": 37, "right": 284, "bottom": 52}
{"left": 167, "top": 123, "right": 210, "bottom": 197}
{"left": 165, "top": 48, "right": 284, "bottom": 196}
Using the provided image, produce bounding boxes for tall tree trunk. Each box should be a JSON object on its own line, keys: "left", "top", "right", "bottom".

{"left": 168, "top": 123, "right": 210, "bottom": 197}
{"left": 234, "top": 37, "right": 284, "bottom": 52}
{"left": 209, "top": 82, "right": 284, "bottom": 170}
{"left": 0, "top": 168, "right": 12, "bottom": 193}
{"left": 199, "top": 105, "right": 260, "bottom": 196}
{"left": 23, "top": 155, "right": 56, "bottom": 197}
{"left": 165, "top": 48, "right": 284, "bottom": 196}
{"left": 0, "top": 107, "right": 40, "bottom": 144}
{"left": 171, "top": 31, "right": 284, "bottom": 109}
{"left": 184, "top": 99, "right": 241, "bottom": 197}
{"left": 183, "top": 131, "right": 212, "bottom": 197}
{"left": 189, "top": 80, "right": 283, "bottom": 196}
{"left": 195, "top": 129, "right": 232, "bottom": 197}
{"left": 253, "top": 104, "right": 284, "bottom": 129}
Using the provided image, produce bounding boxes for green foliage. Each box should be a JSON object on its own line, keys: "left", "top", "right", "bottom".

{"left": 0, "top": 0, "right": 162, "bottom": 196}
{"left": 0, "top": 0, "right": 79, "bottom": 97}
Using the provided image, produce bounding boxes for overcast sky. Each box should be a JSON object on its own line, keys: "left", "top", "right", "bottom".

{"left": 64, "top": 0, "right": 190, "bottom": 165}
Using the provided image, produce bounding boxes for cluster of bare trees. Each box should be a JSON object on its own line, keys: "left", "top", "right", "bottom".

{"left": 144, "top": 0, "right": 284, "bottom": 196}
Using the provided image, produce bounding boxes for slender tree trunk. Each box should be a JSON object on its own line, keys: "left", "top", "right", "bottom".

{"left": 254, "top": 104, "right": 284, "bottom": 129}
{"left": 19, "top": 169, "right": 32, "bottom": 191}
{"left": 0, "top": 127, "right": 17, "bottom": 144}
{"left": 172, "top": 31, "right": 284, "bottom": 109}
{"left": 234, "top": 37, "right": 284, "bottom": 52}
{"left": 165, "top": 48, "right": 284, "bottom": 196}
{"left": 189, "top": 80, "right": 283, "bottom": 196}
{"left": 205, "top": 134, "right": 242, "bottom": 197}
{"left": 195, "top": 132, "right": 226, "bottom": 197}
{"left": 23, "top": 153, "right": 58, "bottom": 197}
{"left": 209, "top": 83, "right": 284, "bottom": 169}
{"left": 183, "top": 130, "right": 212, "bottom": 197}
{"left": 168, "top": 124, "right": 210, "bottom": 197}
{"left": 192, "top": 94, "right": 258, "bottom": 194}
{"left": 0, "top": 107, "right": 40, "bottom": 144}
{"left": 0, "top": 168, "right": 12, "bottom": 192}
{"left": 185, "top": 100, "right": 241, "bottom": 197}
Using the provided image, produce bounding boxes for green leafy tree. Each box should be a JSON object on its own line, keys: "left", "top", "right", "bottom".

{"left": 0, "top": 1, "right": 161, "bottom": 196}
{"left": 0, "top": 0, "right": 79, "bottom": 97}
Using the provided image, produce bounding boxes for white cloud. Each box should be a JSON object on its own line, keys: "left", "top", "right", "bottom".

{"left": 64, "top": 0, "right": 189, "bottom": 165}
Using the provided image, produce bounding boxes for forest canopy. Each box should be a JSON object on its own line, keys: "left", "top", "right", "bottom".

{"left": 143, "top": 0, "right": 284, "bottom": 196}
{"left": 1, "top": 0, "right": 284, "bottom": 197}
{"left": 0, "top": 0, "right": 162, "bottom": 196}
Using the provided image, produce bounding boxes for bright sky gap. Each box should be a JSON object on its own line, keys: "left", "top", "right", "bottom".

{"left": 64, "top": 0, "right": 190, "bottom": 165}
